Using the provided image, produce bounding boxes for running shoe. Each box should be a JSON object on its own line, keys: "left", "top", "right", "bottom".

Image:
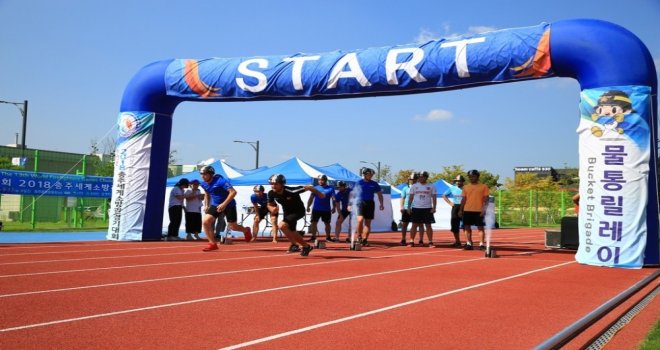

{"left": 203, "top": 243, "right": 219, "bottom": 252}
{"left": 400, "top": 239, "right": 406, "bottom": 246}
{"left": 345, "top": 238, "right": 351, "bottom": 243}
{"left": 300, "top": 245, "right": 313, "bottom": 256}
{"left": 361, "top": 239, "right": 369, "bottom": 247}
{"left": 327, "top": 237, "right": 336, "bottom": 242}
{"left": 464, "top": 243, "right": 473, "bottom": 250}
{"left": 243, "top": 227, "right": 252, "bottom": 242}
{"left": 451, "top": 242, "right": 462, "bottom": 248}
{"left": 287, "top": 245, "right": 301, "bottom": 253}
{"left": 479, "top": 245, "right": 486, "bottom": 251}
{"left": 428, "top": 242, "right": 436, "bottom": 248}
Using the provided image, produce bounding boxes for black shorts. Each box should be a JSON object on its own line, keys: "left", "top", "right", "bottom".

{"left": 411, "top": 208, "right": 434, "bottom": 224}
{"left": 282, "top": 211, "right": 305, "bottom": 231}
{"left": 310, "top": 210, "right": 331, "bottom": 223}
{"left": 400, "top": 209, "right": 412, "bottom": 223}
{"left": 339, "top": 210, "right": 351, "bottom": 220}
{"left": 205, "top": 205, "right": 238, "bottom": 223}
{"left": 462, "top": 211, "right": 485, "bottom": 227}
{"left": 255, "top": 207, "right": 269, "bottom": 220}
{"left": 357, "top": 200, "right": 375, "bottom": 220}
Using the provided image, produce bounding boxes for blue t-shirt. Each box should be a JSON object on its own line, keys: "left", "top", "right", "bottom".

{"left": 357, "top": 179, "right": 381, "bottom": 201}
{"left": 311, "top": 184, "right": 335, "bottom": 211}
{"left": 200, "top": 174, "right": 236, "bottom": 208}
{"left": 401, "top": 184, "right": 412, "bottom": 209}
{"left": 443, "top": 186, "right": 463, "bottom": 205}
{"left": 335, "top": 188, "right": 352, "bottom": 210}
{"left": 250, "top": 193, "right": 268, "bottom": 208}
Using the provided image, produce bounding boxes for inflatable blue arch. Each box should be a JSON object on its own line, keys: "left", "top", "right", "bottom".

{"left": 109, "top": 19, "right": 658, "bottom": 268}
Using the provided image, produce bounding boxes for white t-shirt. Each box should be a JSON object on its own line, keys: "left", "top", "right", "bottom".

{"left": 184, "top": 188, "right": 203, "bottom": 213}
{"left": 409, "top": 182, "right": 436, "bottom": 209}
{"left": 168, "top": 187, "right": 185, "bottom": 208}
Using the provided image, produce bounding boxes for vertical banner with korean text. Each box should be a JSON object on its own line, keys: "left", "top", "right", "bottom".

{"left": 107, "top": 112, "right": 154, "bottom": 241}
{"left": 575, "top": 86, "right": 651, "bottom": 268}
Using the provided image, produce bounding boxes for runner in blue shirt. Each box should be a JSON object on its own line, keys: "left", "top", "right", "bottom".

{"left": 306, "top": 175, "right": 336, "bottom": 242}
{"left": 251, "top": 185, "right": 274, "bottom": 242}
{"left": 198, "top": 165, "right": 252, "bottom": 251}
{"left": 333, "top": 181, "right": 353, "bottom": 243}
{"left": 355, "top": 168, "right": 384, "bottom": 246}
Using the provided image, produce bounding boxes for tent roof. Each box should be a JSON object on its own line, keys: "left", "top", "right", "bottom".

{"left": 230, "top": 157, "right": 360, "bottom": 186}
{"left": 166, "top": 160, "right": 253, "bottom": 186}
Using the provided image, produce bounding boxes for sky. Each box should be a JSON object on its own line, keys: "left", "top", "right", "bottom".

{"left": 1, "top": 0, "right": 659, "bottom": 182}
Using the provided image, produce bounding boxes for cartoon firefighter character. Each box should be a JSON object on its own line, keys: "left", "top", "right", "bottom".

{"left": 590, "top": 90, "right": 634, "bottom": 137}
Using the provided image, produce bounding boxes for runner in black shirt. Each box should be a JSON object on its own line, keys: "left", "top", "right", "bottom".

{"left": 267, "top": 173, "right": 325, "bottom": 256}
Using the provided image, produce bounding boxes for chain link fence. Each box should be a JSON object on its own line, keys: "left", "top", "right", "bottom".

{"left": 495, "top": 189, "right": 578, "bottom": 228}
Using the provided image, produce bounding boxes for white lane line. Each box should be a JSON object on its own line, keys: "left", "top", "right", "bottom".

{"left": 0, "top": 250, "right": 454, "bottom": 297}
{"left": 219, "top": 261, "right": 575, "bottom": 350}
{"left": 0, "top": 256, "right": 486, "bottom": 333}
{"left": 0, "top": 244, "right": 201, "bottom": 258}
{"left": 0, "top": 251, "right": 201, "bottom": 267}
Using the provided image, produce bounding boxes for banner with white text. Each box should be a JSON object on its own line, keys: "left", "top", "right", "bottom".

{"left": 0, "top": 170, "right": 112, "bottom": 197}
{"left": 107, "top": 112, "right": 154, "bottom": 241}
{"left": 164, "top": 24, "right": 552, "bottom": 100}
{"left": 575, "top": 85, "right": 651, "bottom": 268}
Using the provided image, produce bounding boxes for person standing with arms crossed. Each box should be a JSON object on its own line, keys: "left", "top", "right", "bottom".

{"left": 199, "top": 166, "right": 252, "bottom": 251}
{"left": 267, "top": 173, "right": 325, "bottom": 256}
{"left": 184, "top": 179, "right": 204, "bottom": 241}
{"left": 400, "top": 172, "right": 422, "bottom": 246}
{"left": 333, "top": 181, "right": 353, "bottom": 243}
{"left": 356, "top": 168, "right": 384, "bottom": 247}
{"left": 441, "top": 175, "right": 465, "bottom": 248}
{"left": 166, "top": 178, "right": 189, "bottom": 241}
{"left": 407, "top": 171, "right": 437, "bottom": 247}
{"left": 458, "top": 170, "right": 489, "bottom": 250}
{"left": 306, "top": 174, "right": 336, "bottom": 242}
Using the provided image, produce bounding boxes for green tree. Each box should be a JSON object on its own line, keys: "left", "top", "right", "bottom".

{"left": 0, "top": 156, "right": 23, "bottom": 170}
{"left": 390, "top": 169, "right": 416, "bottom": 186}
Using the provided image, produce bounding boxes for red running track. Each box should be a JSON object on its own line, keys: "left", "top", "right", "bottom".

{"left": 0, "top": 228, "right": 656, "bottom": 349}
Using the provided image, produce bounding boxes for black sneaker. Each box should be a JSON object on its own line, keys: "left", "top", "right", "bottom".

{"left": 327, "top": 237, "right": 336, "bottom": 242}
{"left": 288, "top": 245, "right": 301, "bottom": 253}
{"left": 452, "top": 242, "right": 462, "bottom": 248}
{"left": 418, "top": 240, "right": 424, "bottom": 246}
{"left": 345, "top": 238, "right": 351, "bottom": 243}
{"left": 301, "top": 245, "right": 313, "bottom": 256}
{"left": 464, "top": 243, "right": 473, "bottom": 250}
{"left": 400, "top": 239, "right": 406, "bottom": 246}
{"left": 361, "top": 239, "right": 369, "bottom": 247}
{"left": 479, "top": 245, "right": 487, "bottom": 251}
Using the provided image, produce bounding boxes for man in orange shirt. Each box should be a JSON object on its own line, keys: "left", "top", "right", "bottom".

{"left": 458, "top": 170, "right": 489, "bottom": 250}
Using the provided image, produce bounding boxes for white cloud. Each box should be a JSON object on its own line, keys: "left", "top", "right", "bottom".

{"left": 413, "top": 109, "right": 453, "bottom": 122}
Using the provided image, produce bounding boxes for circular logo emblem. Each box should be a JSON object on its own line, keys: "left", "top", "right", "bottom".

{"left": 118, "top": 113, "right": 140, "bottom": 138}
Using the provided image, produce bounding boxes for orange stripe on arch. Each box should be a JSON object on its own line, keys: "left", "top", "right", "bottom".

{"left": 183, "top": 59, "right": 221, "bottom": 98}
{"left": 511, "top": 29, "right": 552, "bottom": 78}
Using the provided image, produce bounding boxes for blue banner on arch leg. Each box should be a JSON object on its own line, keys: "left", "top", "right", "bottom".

{"left": 575, "top": 85, "right": 652, "bottom": 268}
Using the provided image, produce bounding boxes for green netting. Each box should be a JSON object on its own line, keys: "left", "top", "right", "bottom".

{"left": 495, "top": 190, "right": 578, "bottom": 228}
